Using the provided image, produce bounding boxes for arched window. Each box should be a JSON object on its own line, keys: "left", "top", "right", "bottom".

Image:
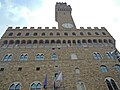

{"left": 45, "top": 40, "right": 49, "bottom": 44}
{"left": 51, "top": 40, "right": 55, "bottom": 44}
{"left": 39, "top": 40, "right": 44, "bottom": 44}
{"left": 30, "top": 82, "right": 42, "bottom": 90}
{"left": 77, "top": 40, "right": 81, "bottom": 44}
{"left": 3, "top": 54, "right": 12, "bottom": 61}
{"left": 72, "top": 40, "right": 76, "bottom": 44}
{"left": 33, "top": 40, "right": 38, "bottom": 44}
{"left": 15, "top": 40, "right": 20, "bottom": 44}
{"left": 82, "top": 39, "right": 86, "bottom": 43}
{"left": 93, "top": 52, "right": 102, "bottom": 60}
{"left": 17, "top": 33, "right": 21, "bottom": 36}
{"left": 72, "top": 32, "right": 76, "bottom": 36}
{"left": 102, "top": 32, "right": 106, "bottom": 35}
{"left": 93, "top": 39, "right": 97, "bottom": 43}
{"left": 68, "top": 40, "right": 71, "bottom": 44}
{"left": 27, "top": 40, "right": 32, "bottom": 44}
{"left": 51, "top": 53, "right": 58, "bottom": 60}
{"left": 9, "top": 40, "right": 14, "bottom": 44}
{"left": 100, "top": 65, "right": 108, "bottom": 72}
{"left": 56, "top": 40, "right": 61, "bottom": 44}
{"left": 36, "top": 53, "right": 44, "bottom": 61}
{"left": 114, "top": 64, "right": 120, "bottom": 72}
{"left": 109, "top": 39, "right": 113, "bottom": 44}
{"left": 20, "top": 54, "right": 28, "bottom": 61}
{"left": 33, "top": 32, "right": 37, "bottom": 36}
{"left": 56, "top": 32, "right": 60, "bottom": 36}
{"left": 87, "top": 32, "right": 91, "bottom": 35}
{"left": 88, "top": 39, "right": 92, "bottom": 43}
{"left": 77, "top": 81, "right": 86, "bottom": 90}
{"left": 50, "top": 32, "right": 53, "bottom": 36}
{"left": 95, "top": 32, "right": 99, "bottom": 35}
{"left": 62, "top": 40, "right": 66, "bottom": 44}
{"left": 98, "top": 39, "right": 102, "bottom": 43}
{"left": 41, "top": 32, "right": 45, "bottom": 36}
{"left": 9, "top": 32, "right": 13, "bottom": 36}
{"left": 9, "top": 82, "right": 21, "bottom": 90}
{"left": 64, "top": 32, "right": 68, "bottom": 36}
{"left": 25, "top": 33, "right": 29, "bottom": 36}
{"left": 80, "top": 32, "right": 84, "bottom": 35}
{"left": 105, "top": 78, "right": 119, "bottom": 90}
{"left": 21, "top": 40, "right": 26, "bottom": 44}
{"left": 104, "top": 39, "right": 108, "bottom": 43}
{"left": 3, "top": 40, "right": 8, "bottom": 44}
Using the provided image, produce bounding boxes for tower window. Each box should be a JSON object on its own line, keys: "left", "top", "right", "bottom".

{"left": 56, "top": 40, "right": 61, "bottom": 44}
{"left": 27, "top": 40, "right": 32, "bottom": 44}
{"left": 21, "top": 40, "right": 26, "bottom": 44}
{"left": 75, "top": 68, "right": 80, "bottom": 74}
{"left": 93, "top": 52, "right": 102, "bottom": 60}
{"left": 77, "top": 40, "right": 81, "bottom": 44}
{"left": 98, "top": 39, "right": 102, "bottom": 43}
{"left": 72, "top": 32, "right": 76, "bottom": 36}
{"left": 82, "top": 39, "right": 86, "bottom": 43}
{"left": 36, "top": 67, "right": 40, "bottom": 71}
{"left": 63, "top": 40, "right": 66, "bottom": 44}
{"left": 93, "top": 39, "right": 97, "bottom": 43}
{"left": 42, "top": 32, "right": 45, "bottom": 36}
{"left": 104, "top": 39, "right": 108, "bottom": 43}
{"left": 106, "top": 52, "right": 114, "bottom": 59}
{"left": 33, "top": 40, "right": 38, "bottom": 44}
{"left": 30, "top": 82, "right": 42, "bottom": 90}
{"left": 9, "top": 40, "right": 14, "bottom": 44}
{"left": 51, "top": 40, "right": 55, "bottom": 44}
{"left": 95, "top": 32, "right": 99, "bottom": 35}
{"left": 50, "top": 32, "right": 53, "bottom": 36}
{"left": 45, "top": 40, "right": 49, "bottom": 44}
{"left": 36, "top": 54, "right": 44, "bottom": 61}
{"left": 3, "top": 40, "right": 8, "bottom": 44}
{"left": 3, "top": 54, "right": 12, "bottom": 61}
{"left": 72, "top": 40, "right": 76, "bottom": 44}
{"left": 109, "top": 39, "right": 113, "bottom": 44}
{"left": 0, "top": 68, "right": 4, "bottom": 71}
{"left": 114, "top": 64, "right": 120, "bottom": 72}
{"left": 80, "top": 32, "right": 84, "bottom": 35}
{"left": 18, "top": 67, "right": 22, "bottom": 71}
{"left": 39, "top": 40, "right": 44, "bottom": 44}
{"left": 100, "top": 65, "right": 108, "bottom": 72}
{"left": 15, "top": 40, "right": 20, "bottom": 44}
{"left": 56, "top": 32, "right": 60, "bottom": 36}
{"left": 51, "top": 53, "right": 58, "bottom": 60}
{"left": 20, "top": 54, "right": 28, "bottom": 61}
{"left": 88, "top": 39, "right": 92, "bottom": 43}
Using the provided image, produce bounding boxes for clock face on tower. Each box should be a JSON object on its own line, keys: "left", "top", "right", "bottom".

{"left": 62, "top": 23, "right": 73, "bottom": 28}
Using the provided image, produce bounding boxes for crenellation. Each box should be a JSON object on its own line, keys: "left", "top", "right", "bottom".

{"left": 94, "top": 27, "right": 99, "bottom": 30}
{"left": 101, "top": 27, "right": 106, "bottom": 30}
{"left": 87, "top": 27, "right": 92, "bottom": 30}
{"left": 80, "top": 27, "right": 84, "bottom": 30}
{"left": 38, "top": 27, "right": 42, "bottom": 30}
{"left": 45, "top": 27, "right": 49, "bottom": 30}
{"left": 30, "top": 27, "right": 34, "bottom": 30}
{"left": 52, "top": 27, "right": 56, "bottom": 30}
{"left": 7, "top": 27, "right": 12, "bottom": 30}
{"left": 15, "top": 27, "right": 20, "bottom": 30}
{"left": 23, "top": 27, "right": 27, "bottom": 30}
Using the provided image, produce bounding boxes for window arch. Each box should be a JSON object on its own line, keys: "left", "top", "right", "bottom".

{"left": 102, "top": 32, "right": 106, "bottom": 35}
{"left": 71, "top": 53, "right": 77, "bottom": 60}
{"left": 77, "top": 40, "right": 81, "bottom": 44}
{"left": 95, "top": 32, "right": 99, "bottom": 35}
{"left": 30, "top": 82, "right": 42, "bottom": 90}
{"left": 64, "top": 32, "right": 68, "bottom": 36}
{"left": 87, "top": 32, "right": 91, "bottom": 35}
{"left": 100, "top": 65, "right": 108, "bottom": 72}
{"left": 98, "top": 39, "right": 102, "bottom": 43}
{"left": 3, "top": 40, "right": 8, "bottom": 44}
{"left": 15, "top": 40, "right": 20, "bottom": 44}
{"left": 41, "top": 32, "right": 45, "bottom": 36}
{"left": 33, "top": 40, "right": 38, "bottom": 44}
{"left": 39, "top": 40, "right": 44, "bottom": 44}
{"left": 50, "top": 32, "right": 53, "bottom": 36}
{"left": 88, "top": 39, "right": 92, "bottom": 43}
{"left": 68, "top": 40, "right": 71, "bottom": 44}
{"left": 9, "top": 82, "right": 21, "bottom": 90}
{"left": 93, "top": 52, "right": 102, "bottom": 60}
{"left": 72, "top": 32, "right": 76, "bottom": 36}
{"left": 51, "top": 40, "right": 55, "bottom": 44}
{"left": 106, "top": 52, "right": 114, "bottom": 59}
{"left": 82, "top": 39, "right": 86, "bottom": 43}
{"left": 45, "top": 40, "right": 49, "bottom": 44}
{"left": 114, "top": 64, "right": 120, "bottom": 72}
{"left": 9, "top": 40, "right": 14, "bottom": 44}
{"left": 17, "top": 33, "right": 21, "bottom": 36}
{"left": 25, "top": 33, "right": 29, "bottom": 36}
{"left": 72, "top": 40, "right": 76, "bottom": 44}
{"left": 93, "top": 39, "right": 97, "bottom": 43}
{"left": 56, "top": 40, "right": 61, "bottom": 44}
{"left": 9, "top": 32, "right": 13, "bottom": 36}
{"left": 21, "top": 40, "right": 26, "bottom": 44}
{"left": 104, "top": 39, "right": 108, "bottom": 43}
{"left": 80, "top": 32, "right": 84, "bottom": 35}
{"left": 56, "top": 32, "right": 60, "bottom": 36}
{"left": 33, "top": 32, "right": 37, "bottom": 36}
{"left": 51, "top": 53, "right": 58, "bottom": 60}
{"left": 62, "top": 40, "right": 66, "bottom": 44}
{"left": 105, "top": 78, "right": 119, "bottom": 90}
{"left": 20, "top": 54, "right": 28, "bottom": 61}
{"left": 36, "top": 53, "right": 44, "bottom": 61}
{"left": 75, "top": 68, "right": 80, "bottom": 74}
{"left": 109, "top": 39, "right": 113, "bottom": 44}
{"left": 27, "top": 40, "right": 32, "bottom": 44}
{"left": 3, "top": 54, "right": 12, "bottom": 61}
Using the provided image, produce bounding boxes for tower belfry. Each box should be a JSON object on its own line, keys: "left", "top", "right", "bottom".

{"left": 55, "top": 2, "right": 76, "bottom": 29}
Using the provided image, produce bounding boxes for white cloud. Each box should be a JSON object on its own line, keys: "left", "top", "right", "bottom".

{"left": 0, "top": 2, "right": 1, "bottom": 9}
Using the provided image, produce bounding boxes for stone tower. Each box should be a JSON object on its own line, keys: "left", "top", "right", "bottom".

{"left": 0, "top": 2, "right": 120, "bottom": 90}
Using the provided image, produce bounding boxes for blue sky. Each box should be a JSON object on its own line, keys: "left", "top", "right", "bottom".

{"left": 0, "top": 0, "right": 120, "bottom": 50}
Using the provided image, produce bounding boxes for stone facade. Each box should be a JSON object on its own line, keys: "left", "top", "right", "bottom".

{"left": 0, "top": 2, "right": 120, "bottom": 90}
